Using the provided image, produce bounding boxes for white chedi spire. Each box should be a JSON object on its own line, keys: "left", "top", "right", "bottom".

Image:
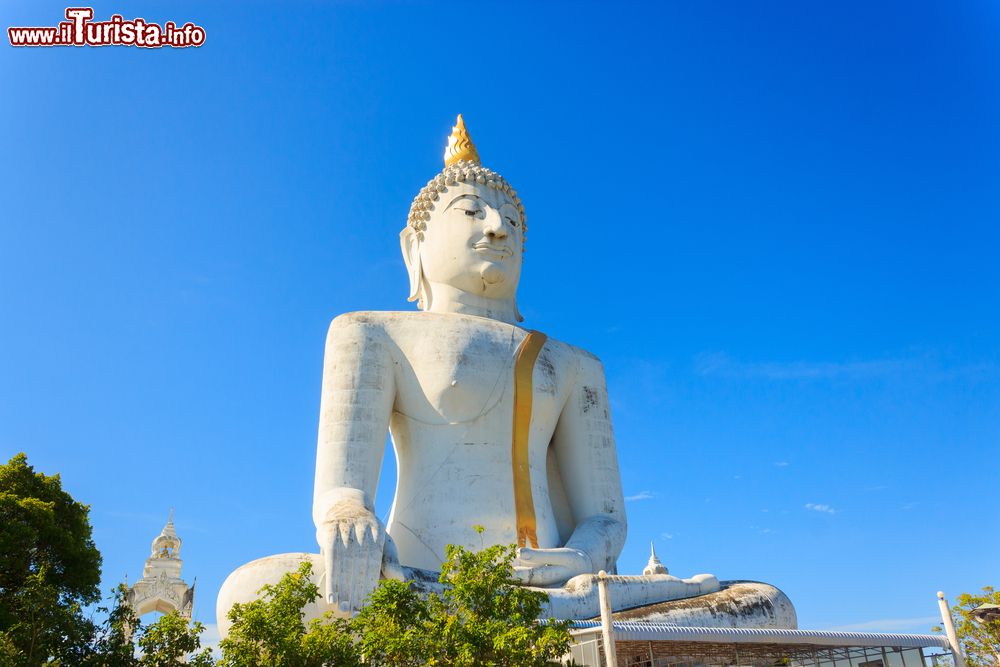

{"left": 643, "top": 541, "right": 669, "bottom": 576}
{"left": 161, "top": 509, "right": 177, "bottom": 537}
{"left": 151, "top": 509, "right": 182, "bottom": 559}
{"left": 130, "top": 511, "right": 195, "bottom": 619}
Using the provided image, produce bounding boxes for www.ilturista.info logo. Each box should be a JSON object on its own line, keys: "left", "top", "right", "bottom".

{"left": 8, "top": 8, "right": 205, "bottom": 48}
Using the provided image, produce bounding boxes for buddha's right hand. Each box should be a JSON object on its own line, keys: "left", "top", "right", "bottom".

{"left": 316, "top": 499, "right": 386, "bottom": 614}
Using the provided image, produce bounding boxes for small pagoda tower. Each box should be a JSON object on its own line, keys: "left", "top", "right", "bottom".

{"left": 127, "top": 512, "right": 195, "bottom": 618}
{"left": 642, "top": 542, "right": 669, "bottom": 576}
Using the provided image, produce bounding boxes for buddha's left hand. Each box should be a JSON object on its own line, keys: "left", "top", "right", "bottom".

{"left": 512, "top": 547, "right": 592, "bottom": 587}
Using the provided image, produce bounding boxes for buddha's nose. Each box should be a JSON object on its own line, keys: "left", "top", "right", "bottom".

{"left": 483, "top": 209, "right": 507, "bottom": 240}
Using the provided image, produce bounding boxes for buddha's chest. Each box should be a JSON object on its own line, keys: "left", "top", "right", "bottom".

{"left": 389, "top": 319, "right": 565, "bottom": 425}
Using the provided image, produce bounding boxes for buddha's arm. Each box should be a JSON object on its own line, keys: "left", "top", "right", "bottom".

{"left": 515, "top": 352, "right": 627, "bottom": 585}
{"left": 312, "top": 313, "right": 396, "bottom": 609}
{"left": 553, "top": 353, "right": 627, "bottom": 569}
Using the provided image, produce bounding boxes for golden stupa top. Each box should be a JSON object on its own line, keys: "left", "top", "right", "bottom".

{"left": 443, "top": 114, "right": 480, "bottom": 167}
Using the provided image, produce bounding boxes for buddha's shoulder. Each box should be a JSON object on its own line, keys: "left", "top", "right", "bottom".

{"left": 543, "top": 337, "right": 604, "bottom": 369}
{"left": 326, "top": 310, "right": 412, "bottom": 338}
{"left": 326, "top": 310, "right": 508, "bottom": 336}
{"left": 326, "top": 311, "right": 602, "bottom": 363}
{"left": 328, "top": 310, "right": 410, "bottom": 327}
{"left": 328, "top": 310, "right": 520, "bottom": 335}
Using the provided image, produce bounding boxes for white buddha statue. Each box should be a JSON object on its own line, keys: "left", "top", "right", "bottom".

{"left": 216, "top": 116, "right": 796, "bottom": 635}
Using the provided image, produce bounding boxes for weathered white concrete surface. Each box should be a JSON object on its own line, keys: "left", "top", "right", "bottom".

{"left": 217, "top": 556, "right": 722, "bottom": 633}
{"left": 604, "top": 581, "right": 798, "bottom": 629}
{"left": 542, "top": 573, "right": 720, "bottom": 620}
{"left": 314, "top": 310, "right": 627, "bottom": 579}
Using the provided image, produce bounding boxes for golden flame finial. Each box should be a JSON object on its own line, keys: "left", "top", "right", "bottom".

{"left": 443, "top": 114, "right": 480, "bottom": 167}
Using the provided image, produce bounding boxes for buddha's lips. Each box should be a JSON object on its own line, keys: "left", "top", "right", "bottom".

{"left": 474, "top": 243, "right": 512, "bottom": 257}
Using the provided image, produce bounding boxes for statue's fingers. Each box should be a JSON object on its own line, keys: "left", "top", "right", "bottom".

{"left": 367, "top": 540, "right": 382, "bottom": 605}
{"left": 350, "top": 534, "right": 376, "bottom": 612}
{"left": 517, "top": 547, "right": 540, "bottom": 563}
{"left": 359, "top": 521, "right": 383, "bottom": 610}
{"left": 518, "top": 547, "right": 563, "bottom": 566}
{"left": 518, "top": 547, "right": 585, "bottom": 569}
{"left": 354, "top": 518, "right": 370, "bottom": 546}
{"left": 540, "top": 565, "right": 572, "bottom": 586}
{"left": 350, "top": 535, "right": 368, "bottom": 612}
{"left": 522, "top": 564, "right": 572, "bottom": 587}
{"left": 345, "top": 528, "right": 363, "bottom": 613}
{"left": 329, "top": 523, "right": 349, "bottom": 611}
{"left": 553, "top": 548, "right": 591, "bottom": 571}
{"left": 323, "top": 543, "right": 336, "bottom": 604}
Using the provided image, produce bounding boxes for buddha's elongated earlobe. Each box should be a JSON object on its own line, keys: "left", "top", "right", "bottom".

{"left": 400, "top": 226, "right": 426, "bottom": 309}
{"left": 513, "top": 298, "right": 524, "bottom": 323}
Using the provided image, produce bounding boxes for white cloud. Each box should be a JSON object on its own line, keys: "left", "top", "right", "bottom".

{"left": 696, "top": 352, "right": 1000, "bottom": 383}
{"left": 660, "top": 532, "right": 674, "bottom": 540}
{"left": 200, "top": 623, "right": 222, "bottom": 657}
{"left": 625, "top": 490, "right": 657, "bottom": 502}
{"left": 823, "top": 616, "right": 939, "bottom": 633}
{"left": 805, "top": 503, "right": 837, "bottom": 514}
{"left": 696, "top": 352, "right": 920, "bottom": 381}
{"left": 774, "top": 461, "right": 789, "bottom": 468}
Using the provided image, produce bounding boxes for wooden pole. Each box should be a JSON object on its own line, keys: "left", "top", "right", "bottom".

{"left": 938, "top": 591, "right": 967, "bottom": 667}
{"left": 598, "top": 571, "right": 618, "bottom": 667}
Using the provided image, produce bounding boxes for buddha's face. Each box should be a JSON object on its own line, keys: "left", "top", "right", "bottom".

{"left": 418, "top": 181, "right": 523, "bottom": 299}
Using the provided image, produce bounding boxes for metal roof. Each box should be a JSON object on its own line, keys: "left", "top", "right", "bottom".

{"left": 569, "top": 622, "right": 951, "bottom": 649}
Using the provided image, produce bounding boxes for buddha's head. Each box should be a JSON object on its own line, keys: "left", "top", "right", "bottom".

{"left": 401, "top": 116, "right": 527, "bottom": 322}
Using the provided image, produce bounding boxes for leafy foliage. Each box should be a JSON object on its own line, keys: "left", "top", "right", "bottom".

{"left": 0, "top": 452, "right": 102, "bottom": 665}
{"left": 88, "top": 584, "right": 141, "bottom": 667}
{"left": 88, "top": 583, "right": 215, "bottom": 666}
{"left": 934, "top": 587, "right": 1000, "bottom": 667}
{"left": 0, "top": 453, "right": 213, "bottom": 666}
{"left": 415, "top": 541, "right": 572, "bottom": 666}
{"left": 0, "top": 452, "right": 571, "bottom": 665}
{"left": 218, "top": 562, "right": 357, "bottom": 667}
{"left": 221, "top": 537, "right": 573, "bottom": 666}
{"left": 351, "top": 579, "right": 429, "bottom": 665}
{"left": 137, "top": 611, "right": 215, "bottom": 667}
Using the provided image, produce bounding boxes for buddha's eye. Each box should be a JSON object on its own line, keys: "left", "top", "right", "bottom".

{"left": 505, "top": 216, "right": 520, "bottom": 228}
{"left": 464, "top": 209, "right": 478, "bottom": 218}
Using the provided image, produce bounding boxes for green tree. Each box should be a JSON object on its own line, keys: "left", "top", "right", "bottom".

{"left": 342, "top": 535, "right": 573, "bottom": 665}
{"left": 418, "top": 540, "right": 571, "bottom": 666}
{"left": 221, "top": 535, "right": 573, "bottom": 667}
{"left": 0, "top": 452, "right": 102, "bottom": 665}
{"left": 137, "top": 612, "right": 215, "bottom": 667}
{"left": 351, "top": 579, "right": 430, "bottom": 665}
{"left": 218, "top": 562, "right": 358, "bottom": 667}
{"left": 88, "top": 583, "right": 217, "bottom": 666}
{"left": 934, "top": 587, "right": 1000, "bottom": 667}
{"left": 88, "top": 584, "right": 140, "bottom": 667}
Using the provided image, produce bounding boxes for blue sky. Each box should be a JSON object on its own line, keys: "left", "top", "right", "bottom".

{"left": 2, "top": 0, "right": 997, "bottom": 639}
